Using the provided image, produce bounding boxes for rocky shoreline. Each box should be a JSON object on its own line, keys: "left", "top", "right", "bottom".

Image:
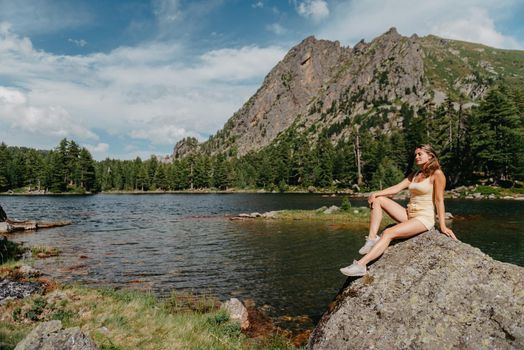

{"left": 0, "top": 239, "right": 304, "bottom": 349}
{"left": 2, "top": 185, "right": 523, "bottom": 200}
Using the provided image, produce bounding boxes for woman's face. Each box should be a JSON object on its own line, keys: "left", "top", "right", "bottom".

{"left": 414, "top": 148, "right": 432, "bottom": 167}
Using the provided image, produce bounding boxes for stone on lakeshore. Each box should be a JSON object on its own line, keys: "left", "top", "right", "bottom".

{"left": 262, "top": 211, "right": 279, "bottom": 218}
{"left": 309, "top": 231, "right": 524, "bottom": 349}
{"left": 0, "top": 280, "right": 43, "bottom": 304}
{"left": 222, "top": 298, "right": 250, "bottom": 330}
{"left": 15, "top": 320, "right": 99, "bottom": 350}
{"left": 19, "top": 265, "right": 42, "bottom": 278}
{"left": 0, "top": 222, "right": 13, "bottom": 233}
{"left": 472, "top": 192, "right": 483, "bottom": 199}
{"left": 323, "top": 205, "right": 340, "bottom": 214}
{"left": 250, "top": 212, "right": 262, "bottom": 218}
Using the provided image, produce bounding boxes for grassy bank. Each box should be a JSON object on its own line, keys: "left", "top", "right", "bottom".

{"left": 0, "top": 282, "right": 298, "bottom": 350}
{"left": 268, "top": 207, "right": 375, "bottom": 222}
{"left": 0, "top": 251, "right": 300, "bottom": 350}
{"left": 239, "top": 206, "right": 395, "bottom": 227}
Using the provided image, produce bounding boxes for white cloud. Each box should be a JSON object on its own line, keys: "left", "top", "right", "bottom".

{"left": 296, "top": 0, "right": 330, "bottom": 21}
{"left": 130, "top": 125, "right": 195, "bottom": 145}
{"left": 0, "top": 86, "right": 97, "bottom": 140}
{"left": 266, "top": 23, "right": 287, "bottom": 35}
{"left": 252, "top": 1, "right": 264, "bottom": 9}
{"left": 316, "top": 0, "right": 522, "bottom": 49}
{"left": 0, "top": 23, "right": 286, "bottom": 158}
{"left": 68, "top": 38, "right": 87, "bottom": 47}
{"left": 84, "top": 142, "right": 109, "bottom": 154}
{"left": 431, "top": 7, "right": 521, "bottom": 49}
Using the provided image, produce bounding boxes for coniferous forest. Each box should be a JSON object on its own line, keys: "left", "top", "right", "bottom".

{"left": 0, "top": 86, "right": 523, "bottom": 194}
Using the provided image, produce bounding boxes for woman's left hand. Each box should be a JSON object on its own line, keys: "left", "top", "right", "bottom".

{"left": 441, "top": 226, "right": 457, "bottom": 240}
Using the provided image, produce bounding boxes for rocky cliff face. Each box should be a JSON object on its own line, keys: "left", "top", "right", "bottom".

{"left": 174, "top": 28, "right": 524, "bottom": 158}
{"left": 308, "top": 231, "right": 524, "bottom": 349}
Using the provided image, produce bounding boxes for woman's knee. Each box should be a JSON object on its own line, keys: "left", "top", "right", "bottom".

{"left": 373, "top": 196, "right": 385, "bottom": 208}
{"left": 382, "top": 228, "right": 397, "bottom": 240}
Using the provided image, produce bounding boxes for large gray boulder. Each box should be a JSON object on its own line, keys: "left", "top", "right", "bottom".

{"left": 309, "top": 231, "right": 524, "bottom": 349}
{"left": 15, "top": 320, "right": 99, "bottom": 350}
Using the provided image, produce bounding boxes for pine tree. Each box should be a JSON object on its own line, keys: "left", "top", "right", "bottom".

{"left": 0, "top": 143, "right": 9, "bottom": 191}
{"left": 472, "top": 86, "right": 523, "bottom": 182}
{"left": 315, "top": 137, "right": 334, "bottom": 187}
{"left": 79, "top": 148, "right": 96, "bottom": 191}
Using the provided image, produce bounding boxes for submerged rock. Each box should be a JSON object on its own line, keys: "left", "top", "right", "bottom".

{"left": 15, "top": 320, "right": 99, "bottom": 350}
{"left": 309, "top": 231, "right": 524, "bottom": 349}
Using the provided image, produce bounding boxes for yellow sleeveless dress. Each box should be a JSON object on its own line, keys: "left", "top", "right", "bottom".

{"left": 407, "top": 174, "right": 435, "bottom": 230}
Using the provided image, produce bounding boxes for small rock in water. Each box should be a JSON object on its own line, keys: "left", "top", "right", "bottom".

{"left": 262, "top": 211, "right": 279, "bottom": 218}
{"left": 323, "top": 205, "right": 340, "bottom": 214}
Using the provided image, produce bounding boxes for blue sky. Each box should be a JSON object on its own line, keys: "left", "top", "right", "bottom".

{"left": 0, "top": 0, "right": 523, "bottom": 160}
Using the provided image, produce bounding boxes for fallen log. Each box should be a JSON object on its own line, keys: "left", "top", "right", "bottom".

{"left": 0, "top": 220, "right": 71, "bottom": 234}
{"left": 0, "top": 205, "right": 71, "bottom": 234}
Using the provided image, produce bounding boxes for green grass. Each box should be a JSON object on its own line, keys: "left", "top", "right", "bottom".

{"left": 0, "top": 239, "right": 26, "bottom": 264}
{"left": 474, "top": 186, "right": 502, "bottom": 196}
{"left": 264, "top": 207, "right": 396, "bottom": 227}
{"left": 0, "top": 284, "right": 299, "bottom": 350}
{"left": 31, "top": 246, "right": 60, "bottom": 258}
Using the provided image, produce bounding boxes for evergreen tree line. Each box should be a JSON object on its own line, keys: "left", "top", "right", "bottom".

{"left": 0, "top": 86, "right": 522, "bottom": 193}
{"left": 83, "top": 85, "right": 524, "bottom": 192}
{"left": 0, "top": 139, "right": 96, "bottom": 193}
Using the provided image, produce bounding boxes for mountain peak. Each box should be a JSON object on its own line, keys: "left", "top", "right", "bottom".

{"left": 174, "top": 30, "right": 524, "bottom": 159}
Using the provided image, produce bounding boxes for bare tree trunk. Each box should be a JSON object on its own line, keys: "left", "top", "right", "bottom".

{"left": 354, "top": 130, "right": 363, "bottom": 186}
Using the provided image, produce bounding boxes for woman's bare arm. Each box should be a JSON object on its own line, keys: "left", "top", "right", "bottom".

{"left": 373, "top": 178, "right": 411, "bottom": 197}
{"left": 368, "top": 177, "right": 411, "bottom": 207}
{"left": 433, "top": 170, "right": 457, "bottom": 240}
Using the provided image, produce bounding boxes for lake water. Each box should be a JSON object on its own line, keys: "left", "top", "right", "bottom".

{"left": 2, "top": 194, "right": 523, "bottom": 330}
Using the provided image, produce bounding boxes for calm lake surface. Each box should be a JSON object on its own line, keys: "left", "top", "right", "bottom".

{"left": 3, "top": 194, "right": 524, "bottom": 329}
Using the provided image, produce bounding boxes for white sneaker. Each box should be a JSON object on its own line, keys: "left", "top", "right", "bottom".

{"left": 358, "top": 236, "right": 380, "bottom": 255}
{"left": 340, "top": 260, "right": 367, "bottom": 276}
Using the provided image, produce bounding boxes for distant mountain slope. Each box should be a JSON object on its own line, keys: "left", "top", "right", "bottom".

{"left": 174, "top": 28, "right": 524, "bottom": 158}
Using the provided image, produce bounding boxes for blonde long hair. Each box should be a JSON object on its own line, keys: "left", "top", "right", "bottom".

{"left": 416, "top": 144, "right": 441, "bottom": 177}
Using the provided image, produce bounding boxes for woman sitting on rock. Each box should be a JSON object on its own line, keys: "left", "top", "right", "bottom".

{"left": 340, "top": 144, "right": 457, "bottom": 276}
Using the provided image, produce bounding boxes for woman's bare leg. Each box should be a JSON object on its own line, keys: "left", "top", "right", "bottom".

{"left": 360, "top": 219, "right": 426, "bottom": 265}
{"left": 368, "top": 197, "right": 409, "bottom": 239}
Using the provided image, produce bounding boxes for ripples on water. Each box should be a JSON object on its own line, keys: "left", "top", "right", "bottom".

{"left": 3, "top": 194, "right": 524, "bottom": 329}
